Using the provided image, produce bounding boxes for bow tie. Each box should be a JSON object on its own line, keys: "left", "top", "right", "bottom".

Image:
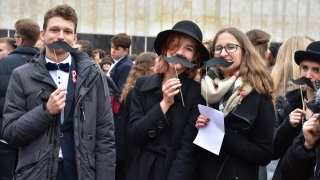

{"left": 46, "top": 62, "right": 70, "bottom": 73}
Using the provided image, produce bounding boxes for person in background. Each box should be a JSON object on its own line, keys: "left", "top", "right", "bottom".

{"left": 246, "top": 29, "right": 271, "bottom": 67}
{"left": 127, "top": 20, "right": 209, "bottom": 180}
{"left": 35, "top": 36, "right": 46, "bottom": 50}
{"left": 0, "top": 19, "right": 40, "bottom": 180}
{"left": 1, "top": 4, "right": 115, "bottom": 179}
{"left": 194, "top": 39, "right": 213, "bottom": 83}
{"left": 0, "top": 37, "right": 15, "bottom": 58}
{"left": 196, "top": 27, "right": 275, "bottom": 180}
{"left": 202, "top": 38, "right": 213, "bottom": 52}
{"left": 100, "top": 55, "right": 113, "bottom": 74}
{"left": 109, "top": 32, "right": 133, "bottom": 180}
{"left": 73, "top": 40, "right": 93, "bottom": 58}
{"left": 128, "top": 54, "right": 137, "bottom": 62}
{"left": 268, "top": 46, "right": 278, "bottom": 69}
{"left": 271, "top": 36, "right": 312, "bottom": 180}
{"left": 276, "top": 41, "right": 320, "bottom": 180}
{"left": 120, "top": 52, "right": 157, "bottom": 174}
{"left": 272, "top": 36, "right": 311, "bottom": 97}
{"left": 93, "top": 48, "right": 105, "bottom": 65}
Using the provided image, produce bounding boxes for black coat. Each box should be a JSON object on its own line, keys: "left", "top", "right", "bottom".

{"left": 124, "top": 90, "right": 138, "bottom": 174}
{"left": 272, "top": 89, "right": 303, "bottom": 180}
{"left": 0, "top": 46, "right": 39, "bottom": 139}
{"left": 278, "top": 133, "right": 319, "bottom": 180}
{"left": 110, "top": 55, "right": 133, "bottom": 161}
{"left": 127, "top": 73, "right": 206, "bottom": 180}
{"left": 196, "top": 92, "right": 274, "bottom": 180}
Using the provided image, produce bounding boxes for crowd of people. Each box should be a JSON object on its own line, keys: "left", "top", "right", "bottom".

{"left": 1, "top": 3, "right": 320, "bottom": 180}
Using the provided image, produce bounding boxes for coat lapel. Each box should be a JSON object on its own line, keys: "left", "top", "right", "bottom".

{"left": 63, "top": 56, "right": 76, "bottom": 124}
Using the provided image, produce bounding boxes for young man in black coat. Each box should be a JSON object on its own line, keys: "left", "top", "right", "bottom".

{"left": 0, "top": 18, "right": 40, "bottom": 180}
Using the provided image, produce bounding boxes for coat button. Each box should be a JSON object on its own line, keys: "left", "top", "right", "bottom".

{"left": 148, "top": 131, "right": 155, "bottom": 137}
{"left": 158, "top": 121, "right": 164, "bottom": 129}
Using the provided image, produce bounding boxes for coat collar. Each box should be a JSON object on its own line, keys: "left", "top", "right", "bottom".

{"left": 140, "top": 72, "right": 192, "bottom": 101}
{"left": 29, "top": 49, "right": 95, "bottom": 88}
{"left": 230, "top": 91, "right": 263, "bottom": 127}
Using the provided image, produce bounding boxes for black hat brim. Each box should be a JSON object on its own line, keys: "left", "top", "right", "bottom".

{"left": 295, "top": 50, "right": 320, "bottom": 65}
{"left": 154, "top": 29, "right": 209, "bottom": 66}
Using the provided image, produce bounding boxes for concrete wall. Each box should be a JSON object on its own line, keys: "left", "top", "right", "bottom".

{"left": 0, "top": 0, "right": 319, "bottom": 42}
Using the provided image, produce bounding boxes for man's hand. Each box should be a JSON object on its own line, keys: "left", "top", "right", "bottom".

{"left": 46, "top": 87, "right": 67, "bottom": 115}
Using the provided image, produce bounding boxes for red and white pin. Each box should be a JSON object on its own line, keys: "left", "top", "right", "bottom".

{"left": 72, "top": 70, "right": 77, "bottom": 84}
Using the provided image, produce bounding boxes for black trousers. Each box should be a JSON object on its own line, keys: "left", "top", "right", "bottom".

{"left": 57, "top": 159, "right": 67, "bottom": 180}
{"left": 0, "top": 142, "right": 17, "bottom": 180}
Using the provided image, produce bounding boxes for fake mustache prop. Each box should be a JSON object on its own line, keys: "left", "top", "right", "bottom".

{"left": 290, "top": 77, "right": 315, "bottom": 91}
{"left": 306, "top": 88, "right": 320, "bottom": 116}
{"left": 47, "top": 41, "right": 77, "bottom": 53}
{"left": 163, "top": 56, "right": 197, "bottom": 68}
{"left": 203, "top": 57, "right": 233, "bottom": 67}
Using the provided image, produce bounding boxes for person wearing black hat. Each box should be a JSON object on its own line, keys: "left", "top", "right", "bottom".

{"left": 126, "top": 20, "right": 208, "bottom": 180}
{"left": 275, "top": 41, "right": 320, "bottom": 180}
{"left": 196, "top": 27, "right": 275, "bottom": 180}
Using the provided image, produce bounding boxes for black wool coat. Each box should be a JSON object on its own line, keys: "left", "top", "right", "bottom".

{"left": 196, "top": 91, "right": 274, "bottom": 180}
{"left": 127, "top": 73, "right": 206, "bottom": 180}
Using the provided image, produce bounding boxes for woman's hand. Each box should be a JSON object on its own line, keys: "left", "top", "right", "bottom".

{"left": 289, "top": 108, "right": 306, "bottom": 127}
{"left": 303, "top": 114, "right": 320, "bottom": 149}
{"left": 160, "top": 78, "right": 181, "bottom": 114}
{"left": 161, "top": 78, "right": 181, "bottom": 105}
{"left": 195, "top": 115, "right": 210, "bottom": 129}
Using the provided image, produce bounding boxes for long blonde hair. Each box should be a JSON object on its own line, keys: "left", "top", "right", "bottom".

{"left": 212, "top": 27, "right": 275, "bottom": 101}
{"left": 120, "top": 52, "right": 157, "bottom": 103}
{"left": 271, "top": 36, "right": 311, "bottom": 97}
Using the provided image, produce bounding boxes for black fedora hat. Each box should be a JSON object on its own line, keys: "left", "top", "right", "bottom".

{"left": 154, "top": 20, "right": 209, "bottom": 63}
{"left": 295, "top": 41, "right": 320, "bottom": 65}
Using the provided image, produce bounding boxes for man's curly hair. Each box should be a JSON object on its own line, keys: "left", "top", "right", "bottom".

{"left": 43, "top": 4, "right": 78, "bottom": 33}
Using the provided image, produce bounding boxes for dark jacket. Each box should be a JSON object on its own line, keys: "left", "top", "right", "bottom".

{"left": 1, "top": 49, "right": 116, "bottom": 180}
{"left": 196, "top": 92, "right": 274, "bottom": 180}
{"left": 0, "top": 46, "right": 39, "bottom": 139}
{"left": 110, "top": 55, "right": 133, "bottom": 161}
{"left": 278, "top": 133, "right": 320, "bottom": 180}
{"left": 272, "top": 89, "right": 303, "bottom": 180}
{"left": 124, "top": 90, "right": 138, "bottom": 174}
{"left": 127, "top": 73, "right": 206, "bottom": 180}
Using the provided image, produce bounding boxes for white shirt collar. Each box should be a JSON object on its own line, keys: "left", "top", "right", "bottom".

{"left": 113, "top": 56, "right": 125, "bottom": 65}
{"left": 45, "top": 54, "right": 72, "bottom": 65}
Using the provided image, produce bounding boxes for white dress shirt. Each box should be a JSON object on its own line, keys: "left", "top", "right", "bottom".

{"left": 46, "top": 54, "right": 71, "bottom": 158}
{"left": 107, "top": 56, "right": 125, "bottom": 77}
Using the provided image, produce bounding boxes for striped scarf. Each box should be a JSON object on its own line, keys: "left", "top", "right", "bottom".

{"left": 201, "top": 67, "right": 253, "bottom": 116}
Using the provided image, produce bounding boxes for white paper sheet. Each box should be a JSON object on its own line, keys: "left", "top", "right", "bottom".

{"left": 193, "top": 104, "right": 225, "bottom": 155}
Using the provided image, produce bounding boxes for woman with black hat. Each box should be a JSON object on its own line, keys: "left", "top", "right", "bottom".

{"left": 275, "top": 41, "right": 320, "bottom": 180}
{"left": 195, "top": 27, "right": 275, "bottom": 180}
{"left": 126, "top": 20, "right": 209, "bottom": 180}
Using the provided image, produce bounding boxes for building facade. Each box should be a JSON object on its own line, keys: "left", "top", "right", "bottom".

{"left": 0, "top": 0, "right": 318, "bottom": 54}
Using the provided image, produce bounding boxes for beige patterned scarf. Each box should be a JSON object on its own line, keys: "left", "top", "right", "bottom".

{"left": 201, "top": 67, "right": 253, "bottom": 116}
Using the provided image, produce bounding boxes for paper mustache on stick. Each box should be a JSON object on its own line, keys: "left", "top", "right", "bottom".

{"left": 163, "top": 56, "right": 197, "bottom": 68}
{"left": 47, "top": 41, "right": 77, "bottom": 53}
{"left": 203, "top": 57, "right": 233, "bottom": 67}
{"left": 290, "top": 77, "right": 315, "bottom": 91}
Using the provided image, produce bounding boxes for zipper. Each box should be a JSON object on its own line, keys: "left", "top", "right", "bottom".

{"left": 80, "top": 102, "right": 85, "bottom": 139}
{"left": 36, "top": 86, "right": 47, "bottom": 99}
{"left": 25, "top": 86, "right": 46, "bottom": 98}
{"left": 15, "top": 162, "right": 36, "bottom": 174}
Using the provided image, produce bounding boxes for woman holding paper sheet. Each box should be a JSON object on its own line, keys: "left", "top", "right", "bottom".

{"left": 126, "top": 20, "right": 208, "bottom": 180}
{"left": 195, "top": 27, "right": 275, "bottom": 180}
